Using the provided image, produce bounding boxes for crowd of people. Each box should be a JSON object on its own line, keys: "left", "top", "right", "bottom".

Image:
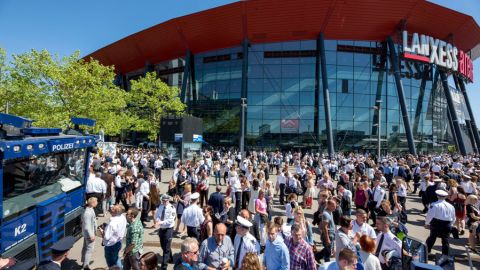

{"left": 67, "top": 147, "right": 480, "bottom": 270}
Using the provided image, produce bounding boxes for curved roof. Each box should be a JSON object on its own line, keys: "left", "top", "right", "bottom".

{"left": 85, "top": 0, "right": 480, "bottom": 74}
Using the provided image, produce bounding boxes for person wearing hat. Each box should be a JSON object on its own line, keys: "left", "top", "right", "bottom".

{"left": 37, "top": 236, "right": 76, "bottom": 270}
{"left": 181, "top": 192, "right": 205, "bottom": 241}
{"left": 425, "top": 178, "right": 443, "bottom": 208}
{"left": 425, "top": 189, "right": 455, "bottom": 260}
{"left": 233, "top": 216, "right": 260, "bottom": 269}
{"left": 155, "top": 194, "right": 176, "bottom": 270}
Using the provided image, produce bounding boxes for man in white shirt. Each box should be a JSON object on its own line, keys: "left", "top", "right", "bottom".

{"left": 375, "top": 216, "right": 401, "bottom": 266}
{"left": 155, "top": 194, "right": 176, "bottom": 269}
{"left": 154, "top": 157, "right": 163, "bottom": 181}
{"left": 370, "top": 178, "right": 386, "bottom": 224}
{"left": 86, "top": 171, "right": 107, "bottom": 216}
{"left": 181, "top": 193, "right": 205, "bottom": 241}
{"left": 138, "top": 174, "right": 151, "bottom": 226}
{"left": 352, "top": 209, "right": 377, "bottom": 239}
{"left": 425, "top": 190, "right": 455, "bottom": 260}
{"left": 101, "top": 204, "right": 127, "bottom": 268}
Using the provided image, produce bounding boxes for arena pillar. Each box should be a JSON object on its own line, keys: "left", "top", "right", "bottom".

{"left": 412, "top": 66, "right": 431, "bottom": 136}
{"left": 458, "top": 77, "right": 480, "bottom": 153}
{"left": 318, "top": 33, "right": 335, "bottom": 157}
{"left": 372, "top": 42, "right": 387, "bottom": 136}
{"left": 386, "top": 36, "right": 417, "bottom": 155}
{"left": 440, "top": 71, "right": 467, "bottom": 155}
{"left": 181, "top": 51, "right": 192, "bottom": 103}
{"left": 240, "top": 38, "right": 249, "bottom": 158}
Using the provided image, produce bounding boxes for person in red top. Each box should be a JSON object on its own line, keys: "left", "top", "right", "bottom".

{"left": 284, "top": 223, "right": 316, "bottom": 270}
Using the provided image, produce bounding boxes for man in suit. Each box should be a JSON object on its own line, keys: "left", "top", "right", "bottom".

{"left": 208, "top": 186, "right": 224, "bottom": 227}
{"left": 81, "top": 197, "right": 98, "bottom": 269}
{"left": 37, "top": 236, "right": 75, "bottom": 270}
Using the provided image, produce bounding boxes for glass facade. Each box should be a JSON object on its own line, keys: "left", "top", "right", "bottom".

{"left": 128, "top": 39, "right": 474, "bottom": 153}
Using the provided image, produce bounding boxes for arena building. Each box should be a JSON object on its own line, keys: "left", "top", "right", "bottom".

{"left": 86, "top": 0, "right": 480, "bottom": 156}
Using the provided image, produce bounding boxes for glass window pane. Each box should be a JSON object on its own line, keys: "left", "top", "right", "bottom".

{"left": 326, "top": 51, "right": 337, "bottom": 65}
{"left": 264, "top": 65, "right": 282, "bottom": 78}
{"left": 282, "top": 78, "right": 299, "bottom": 92}
{"left": 263, "top": 106, "right": 281, "bottom": 119}
{"left": 300, "top": 106, "right": 314, "bottom": 119}
{"left": 300, "top": 78, "right": 315, "bottom": 91}
{"left": 325, "top": 40, "right": 337, "bottom": 51}
{"left": 336, "top": 93, "right": 354, "bottom": 107}
{"left": 247, "top": 105, "right": 263, "bottom": 119}
{"left": 248, "top": 78, "right": 263, "bottom": 92}
{"left": 249, "top": 92, "right": 263, "bottom": 106}
{"left": 264, "top": 78, "right": 281, "bottom": 92}
{"left": 300, "top": 64, "right": 315, "bottom": 78}
{"left": 282, "top": 92, "right": 300, "bottom": 105}
{"left": 281, "top": 106, "right": 300, "bottom": 119}
{"left": 337, "top": 52, "right": 354, "bottom": 66}
{"left": 337, "top": 65, "right": 354, "bottom": 80}
{"left": 336, "top": 107, "right": 355, "bottom": 121}
{"left": 282, "top": 65, "right": 300, "bottom": 78}
{"left": 300, "top": 92, "right": 315, "bottom": 106}
{"left": 354, "top": 107, "right": 372, "bottom": 121}
{"left": 354, "top": 80, "right": 371, "bottom": 95}
{"left": 263, "top": 92, "right": 281, "bottom": 106}
{"left": 249, "top": 65, "right": 263, "bottom": 78}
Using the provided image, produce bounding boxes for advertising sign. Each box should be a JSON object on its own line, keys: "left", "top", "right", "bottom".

{"left": 281, "top": 119, "right": 299, "bottom": 133}
{"left": 193, "top": 134, "right": 203, "bottom": 142}
{"left": 402, "top": 30, "right": 474, "bottom": 82}
{"left": 174, "top": 133, "right": 183, "bottom": 142}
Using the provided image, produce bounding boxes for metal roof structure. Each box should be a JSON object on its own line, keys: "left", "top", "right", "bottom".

{"left": 85, "top": 0, "right": 480, "bottom": 74}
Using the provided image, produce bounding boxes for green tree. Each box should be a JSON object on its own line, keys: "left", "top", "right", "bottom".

{"left": 2, "top": 49, "right": 131, "bottom": 135}
{"left": 129, "top": 72, "right": 186, "bottom": 140}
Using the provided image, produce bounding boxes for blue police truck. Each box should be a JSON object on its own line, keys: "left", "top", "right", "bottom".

{"left": 0, "top": 113, "right": 97, "bottom": 264}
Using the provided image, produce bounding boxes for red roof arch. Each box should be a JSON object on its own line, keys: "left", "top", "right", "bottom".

{"left": 85, "top": 0, "right": 480, "bottom": 74}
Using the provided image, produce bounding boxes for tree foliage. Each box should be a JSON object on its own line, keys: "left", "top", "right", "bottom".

{"left": 0, "top": 49, "right": 186, "bottom": 138}
{"left": 129, "top": 72, "right": 186, "bottom": 140}
{"left": 1, "top": 49, "right": 131, "bottom": 134}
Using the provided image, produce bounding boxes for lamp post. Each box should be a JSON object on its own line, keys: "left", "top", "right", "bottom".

{"left": 373, "top": 99, "right": 383, "bottom": 160}
{"left": 240, "top": 98, "right": 247, "bottom": 159}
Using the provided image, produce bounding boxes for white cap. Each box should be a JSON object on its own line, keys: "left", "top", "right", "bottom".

{"left": 433, "top": 178, "right": 443, "bottom": 182}
{"left": 191, "top": 192, "right": 200, "bottom": 200}
{"left": 435, "top": 189, "right": 448, "bottom": 197}
{"left": 236, "top": 216, "right": 253, "bottom": 228}
{"left": 463, "top": 175, "right": 471, "bottom": 179}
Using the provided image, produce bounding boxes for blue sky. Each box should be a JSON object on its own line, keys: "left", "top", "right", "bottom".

{"left": 0, "top": 0, "right": 479, "bottom": 119}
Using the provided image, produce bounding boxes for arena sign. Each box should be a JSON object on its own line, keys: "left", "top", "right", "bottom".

{"left": 402, "top": 30, "right": 474, "bottom": 82}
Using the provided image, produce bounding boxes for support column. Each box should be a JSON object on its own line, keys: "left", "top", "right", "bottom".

{"left": 447, "top": 107, "right": 459, "bottom": 150}
{"left": 440, "top": 71, "right": 467, "bottom": 155}
{"left": 240, "top": 38, "right": 249, "bottom": 158}
{"left": 181, "top": 51, "right": 192, "bottom": 103}
{"left": 458, "top": 78, "right": 480, "bottom": 153}
{"left": 372, "top": 42, "right": 387, "bottom": 136}
{"left": 318, "top": 33, "right": 335, "bottom": 157}
{"left": 412, "top": 66, "right": 431, "bottom": 135}
{"left": 386, "top": 37, "right": 417, "bottom": 155}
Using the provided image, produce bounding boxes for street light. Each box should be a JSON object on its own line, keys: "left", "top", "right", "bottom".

{"left": 372, "top": 99, "right": 382, "bottom": 160}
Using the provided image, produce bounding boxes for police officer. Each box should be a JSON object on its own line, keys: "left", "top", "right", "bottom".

{"left": 181, "top": 192, "right": 204, "bottom": 241}
{"left": 37, "top": 236, "right": 75, "bottom": 270}
{"left": 233, "top": 216, "right": 260, "bottom": 269}
{"left": 425, "top": 189, "right": 455, "bottom": 259}
{"left": 155, "top": 194, "right": 177, "bottom": 270}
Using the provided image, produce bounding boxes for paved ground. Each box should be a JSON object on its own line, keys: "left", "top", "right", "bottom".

{"left": 65, "top": 169, "right": 480, "bottom": 269}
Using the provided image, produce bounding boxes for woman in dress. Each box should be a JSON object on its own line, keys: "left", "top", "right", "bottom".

{"left": 255, "top": 190, "right": 268, "bottom": 247}
{"left": 200, "top": 206, "right": 214, "bottom": 242}
{"left": 264, "top": 180, "right": 275, "bottom": 219}
{"left": 241, "top": 177, "right": 251, "bottom": 210}
{"left": 303, "top": 171, "right": 316, "bottom": 209}
{"left": 453, "top": 186, "right": 467, "bottom": 235}
{"left": 220, "top": 197, "right": 236, "bottom": 239}
{"left": 175, "top": 184, "right": 192, "bottom": 234}
{"left": 148, "top": 182, "right": 160, "bottom": 228}
{"left": 248, "top": 179, "right": 260, "bottom": 214}
{"left": 466, "top": 195, "right": 480, "bottom": 252}
{"left": 354, "top": 181, "right": 369, "bottom": 212}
